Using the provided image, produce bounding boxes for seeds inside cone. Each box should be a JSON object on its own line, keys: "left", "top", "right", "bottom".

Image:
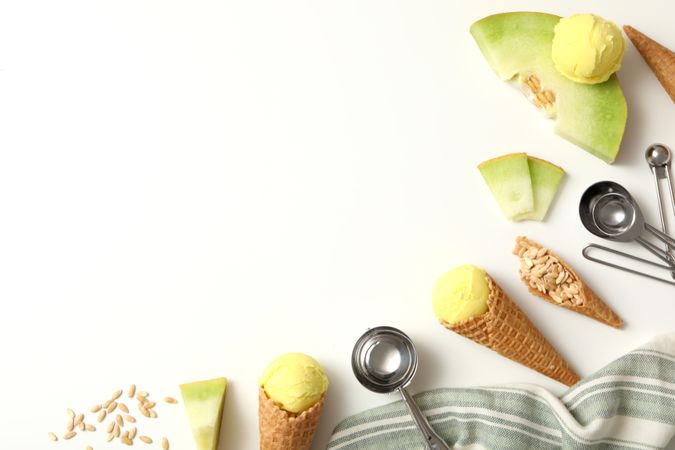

{"left": 514, "top": 237, "right": 583, "bottom": 306}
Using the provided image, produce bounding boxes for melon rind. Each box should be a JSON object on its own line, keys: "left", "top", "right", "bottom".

{"left": 470, "top": 12, "right": 627, "bottom": 163}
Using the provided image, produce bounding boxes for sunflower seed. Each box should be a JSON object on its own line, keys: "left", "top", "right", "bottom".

{"left": 63, "top": 431, "right": 76, "bottom": 440}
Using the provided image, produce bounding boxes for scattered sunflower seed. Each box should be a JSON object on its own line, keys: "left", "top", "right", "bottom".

{"left": 63, "top": 431, "right": 76, "bottom": 440}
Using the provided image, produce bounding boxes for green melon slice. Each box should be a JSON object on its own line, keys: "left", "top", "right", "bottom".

{"left": 478, "top": 153, "right": 533, "bottom": 220}
{"left": 180, "top": 378, "right": 228, "bottom": 450}
{"left": 470, "top": 12, "right": 627, "bottom": 163}
{"left": 514, "top": 156, "right": 565, "bottom": 221}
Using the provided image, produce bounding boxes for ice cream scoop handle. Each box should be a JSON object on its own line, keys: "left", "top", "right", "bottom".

{"left": 398, "top": 387, "right": 451, "bottom": 450}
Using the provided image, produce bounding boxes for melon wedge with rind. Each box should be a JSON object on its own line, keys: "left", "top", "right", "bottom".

{"left": 514, "top": 156, "right": 565, "bottom": 221}
{"left": 180, "top": 378, "right": 228, "bottom": 450}
{"left": 470, "top": 12, "right": 627, "bottom": 163}
{"left": 478, "top": 153, "right": 533, "bottom": 220}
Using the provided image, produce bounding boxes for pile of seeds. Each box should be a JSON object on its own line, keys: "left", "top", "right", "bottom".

{"left": 47, "top": 384, "right": 177, "bottom": 449}
{"left": 518, "top": 74, "right": 557, "bottom": 114}
{"left": 515, "top": 238, "right": 584, "bottom": 307}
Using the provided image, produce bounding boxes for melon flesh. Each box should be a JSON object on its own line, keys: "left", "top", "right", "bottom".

{"left": 514, "top": 156, "right": 565, "bottom": 221}
{"left": 180, "top": 378, "right": 228, "bottom": 450}
{"left": 470, "top": 12, "right": 627, "bottom": 163}
{"left": 478, "top": 153, "right": 533, "bottom": 220}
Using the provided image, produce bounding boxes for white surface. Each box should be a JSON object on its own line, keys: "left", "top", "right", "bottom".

{"left": 1, "top": 1, "right": 674, "bottom": 448}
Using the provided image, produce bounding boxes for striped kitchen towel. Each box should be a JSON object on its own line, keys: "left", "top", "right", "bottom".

{"left": 327, "top": 333, "right": 675, "bottom": 449}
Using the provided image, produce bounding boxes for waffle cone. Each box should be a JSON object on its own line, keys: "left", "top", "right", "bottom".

{"left": 514, "top": 237, "right": 623, "bottom": 329}
{"left": 258, "top": 388, "right": 324, "bottom": 450}
{"left": 442, "top": 276, "right": 580, "bottom": 386}
{"left": 624, "top": 25, "right": 675, "bottom": 102}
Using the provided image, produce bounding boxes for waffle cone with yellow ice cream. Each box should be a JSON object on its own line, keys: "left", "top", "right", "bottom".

{"left": 513, "top": 236, "right": 623, "bottom": 329}
{"left": 623, "top": 25, "right": 675, "bottom": 102}
{"left": 433, "top": 265, "right": 579, "bottom": 386}
{"left": 258, "top": 353, "right": 328, "bottom": 450}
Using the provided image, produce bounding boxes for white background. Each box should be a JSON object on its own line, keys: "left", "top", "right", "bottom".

{"left": 1, "top": 1, "right": 674, "bottom": 449}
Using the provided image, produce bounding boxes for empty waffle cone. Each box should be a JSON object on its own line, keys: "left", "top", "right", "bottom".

{"left": 259, "top": 388, "right": 325, "bottom": 450}
{"left": 624, "top": 25, "right": 675, "bottom": 102}
{"left": 514, "top": 236, "right": 623, "bottom": 329}
{"left": 442, "top": 275, "right": 580, "bottom": 386}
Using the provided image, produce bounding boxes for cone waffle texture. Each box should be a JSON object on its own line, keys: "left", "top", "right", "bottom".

{"left": 442, "top": 276, "right": 580, "bottom": 386}
{"left": 514, "top": 236, "right": 623, "bottom": 329}
{"left": 624, "top": 25, "right": 675, "bottom": 102}
{"left": 259, "top": 388, "right": 325, "bottom": 450}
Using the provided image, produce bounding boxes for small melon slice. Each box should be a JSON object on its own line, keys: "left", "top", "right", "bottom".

{"left": 180, "top": 377, "right": 228, "bottom": 450}
{"left": 514, "top": 156, "right": 565, "bottom": 221}
{"left": 478, "top": 153, "right": 533, "bottom": 220}
{"left": 470, "top": 12, "right": 627, "bottom": 163}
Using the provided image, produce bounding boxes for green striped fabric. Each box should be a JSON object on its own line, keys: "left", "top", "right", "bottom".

{"left": 327, "top": 334, "right": 675, "bottom": 450}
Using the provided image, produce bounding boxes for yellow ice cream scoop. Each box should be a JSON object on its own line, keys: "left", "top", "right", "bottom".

{"left": 552, "top": 13, "right": 625, "bottom": 84}
{"left": 259, "top": 352, "right": 328, "bottom": 414}
{"left": 432, "top": 264, "right": 489, "bottom": 325}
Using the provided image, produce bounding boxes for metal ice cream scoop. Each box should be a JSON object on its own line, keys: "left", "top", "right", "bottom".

{"left": 351, "top": 326, "right": 451, "bottom": 450}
